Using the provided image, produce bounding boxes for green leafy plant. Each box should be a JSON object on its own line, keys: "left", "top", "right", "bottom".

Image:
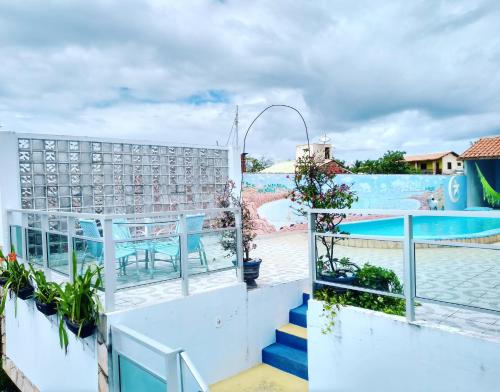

{"left": 0, "top": 246, "right": 33, "bottom": 316}
{"left": 29, "top": 264, "right": 62, "bottom": 307}
{"left": 0, "top": 247, "right": 10, "bottom": 283}
{"left": 57, "top": 252, "right": 103, "bottom": 351}
{"left": 349, "top": 150, "right": 417, "bottom": 174}
{"left": 289, "top": 152, "right": 358, "bottom": 276}
{"left": 315, "top": 264, "right": 406, "bottom": 334}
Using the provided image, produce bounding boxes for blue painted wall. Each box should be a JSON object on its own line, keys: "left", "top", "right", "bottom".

{"left": 243, "top": 173, "right": 467, "bottom": 230}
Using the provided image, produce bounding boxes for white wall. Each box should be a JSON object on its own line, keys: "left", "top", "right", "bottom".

{"left": 308, "top": 300, "right": 500, "bottom": 392}
{"left": 107, "top": 279, "right": 308, "bottom": 385}
{"left": 4, "top": 296, "right": 98, "bottom": 392}
{"left": 0, "top": 132, "right": 21, "bottom": 249}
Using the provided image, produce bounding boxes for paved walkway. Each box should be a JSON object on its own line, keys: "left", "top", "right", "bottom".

{"left": 110, "top": 231, "right": 500, "bottom": 339}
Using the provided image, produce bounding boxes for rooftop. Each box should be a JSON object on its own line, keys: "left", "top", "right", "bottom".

{"left": 460, "top": 136, "right": 500, "bottom": 160}
{"left": 405, "top": 151, "right": 458, "bottom": 162}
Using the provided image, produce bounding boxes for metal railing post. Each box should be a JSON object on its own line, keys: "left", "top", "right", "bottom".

{"left": 67, "top": 217, "right": 75, "bottom": 282}
{"left": 179, "top": 213, "right": 189, "bottom": 296}
{"left": 403, "top": 214, "right": 416, "bottom": 322}
{"left": 6, "top": 210, "right": 13, "bottom": 252}
{"left": 41, "top": 214, "right": 49, "bottom": 268}
{"left": 166, "top": 353, "right": 180, "bottom": 392}
{"left": 308, "top": 212, "right": 317, "bottom": 294}
{"left": 21, "top": 213, "right": 27, "bottom": 261}
{"left": 103, "top": 218, "right": 116, "bottom": 312}
{"left": 235, "top": 209, "right": 244, "bottom": 283}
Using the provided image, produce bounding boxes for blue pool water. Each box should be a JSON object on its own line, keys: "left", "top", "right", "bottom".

{"left": 339, "top": 216, "right": 500, "bottom": 239}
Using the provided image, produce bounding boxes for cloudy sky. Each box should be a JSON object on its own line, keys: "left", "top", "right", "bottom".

{"left": 1, "top": 0, "right": 500, "bottom": 163}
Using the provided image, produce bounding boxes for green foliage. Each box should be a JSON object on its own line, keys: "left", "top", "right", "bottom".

{"left": 216, "top": 180, "right": 257, "bottom": 261}
{"left": 317, "top": 256, "right": 359, "bottom": 278}
{"left": 57, "top": 252, "right": 103, "bottom": 351}
{"left": 245, "top": 156, "right": 273, "bottom": 173}
{"left": 476, "top": 163, "right": 500, "bottom": 207}
{"left": 29, "top": 264, "right": 62, "bottom": 306}
{"left": 350, "top": 150, "right": 416, "bottom": 174}
{"left": 289, "top": 152, "right": 357, "bottom": 273}
{"left": 315, "top": 264, "right": 406, "bottom": 334}
{"left": 0, "top": 249, "right": 32, "bottom": 316}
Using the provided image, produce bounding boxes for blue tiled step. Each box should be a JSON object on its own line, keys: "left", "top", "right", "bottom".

{"left": 289, "top": 304, "right": 307, "bottom": 328}
{"left": 262, "top": 343, "right": 308, "bottom": 380}
{"left": 276, "top": 328, "right": 307, "bottom": 352}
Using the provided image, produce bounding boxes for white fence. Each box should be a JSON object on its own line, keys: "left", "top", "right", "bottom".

{"left": 7, "top": 207, "right": 243, "bottom": 312}
{"left": 308, "top": 208, "right": 500, "bottom": 321}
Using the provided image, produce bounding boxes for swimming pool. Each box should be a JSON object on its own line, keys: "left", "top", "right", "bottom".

{"left": 339, "top": 216, "right": 500, "bottom": 240}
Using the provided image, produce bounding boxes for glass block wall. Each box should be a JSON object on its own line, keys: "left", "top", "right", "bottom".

{"left": 18, "top": 137, "right": 229, "bottom": 214}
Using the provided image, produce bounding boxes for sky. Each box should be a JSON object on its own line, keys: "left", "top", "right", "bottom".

{"left": 1, "top": 0, "right": 500, "bottom": 163}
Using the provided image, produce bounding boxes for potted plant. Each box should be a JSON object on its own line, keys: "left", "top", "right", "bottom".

{"left": 30, "top": 265, "right": 61, "bottom": 316}
{"left": 289, "top": 152, "right": 358, "bottom": 288}
{"left": 316, "top": 256, "right": 359, "bottom": 291}
{"left": 0, "top": 246, "right": 34, "bottom": 315}
{"left": 58, "top": 252, "right": 102, "bottom": 350}
{"left": 217, "top": 180, "right": 261, "bottom": 288}
{"left": 0, "top": 247, "right": 10, "bottom": 286}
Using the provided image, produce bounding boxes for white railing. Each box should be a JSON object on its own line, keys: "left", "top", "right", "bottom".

{"left": 110, "top": 324, "right": 209, "bottom": 392}
{"left": 7, "top": 207, "right": 244, "bottom": 312}
{"left": 308, "top": 208, "right": 500, "bottom": 322}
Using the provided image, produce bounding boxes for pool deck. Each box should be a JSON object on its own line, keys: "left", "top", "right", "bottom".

{"left": 111, "top": 231, "right": 500, "bottom": 339}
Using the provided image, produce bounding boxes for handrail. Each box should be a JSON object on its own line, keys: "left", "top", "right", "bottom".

{"left": 180, "top": 351, "right": 210, "bottom": 392}
{"left": 111, "top": 324, "right": 209, "bottom": 392}
{"left": 308, "top": 207, "right": 500, "bottom": 218}
{"left": 7, "top": 206, "right": 244, "bottom": 312}
{"left": 111, "top": 324, "right": 181, "bottom": 357}
{"left": 308, "top": 208, "right": 500, "bottom": 323}
{"left": 7, "top": 207, "right": 241, "bottom": 220}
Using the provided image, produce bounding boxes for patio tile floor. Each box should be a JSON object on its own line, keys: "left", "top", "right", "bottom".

{"left": 109, "top": 231, "right": 500, "bottom": 339}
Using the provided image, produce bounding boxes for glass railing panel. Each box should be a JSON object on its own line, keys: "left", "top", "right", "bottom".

{"left": 119, "top": 355, "right": 166, "bottom": 392}
{"left": 73, "top": 237, "right": 103, "bottom": 276}
{"left": 115, "top": 236, "right": 181, "bottom": 290}
{"left": 9, "top": 225, "right": 23, "bottom": 257}
{"left": 187, "top": 230, "right": 236, "bottom": 275}
{"left": 47, "top": 233, "right": 69, "bottom": 275}
{"left": 314, "top": 233, "right": 404, "bottom": 295}
{"left": 26, "top": 228, "right": 44, "bottom": 265}
{"left": 415, "top": 243, "right": 500, "bottom": 311}
{"left": 180, "top": 353, "right": 207, "bottom": 392}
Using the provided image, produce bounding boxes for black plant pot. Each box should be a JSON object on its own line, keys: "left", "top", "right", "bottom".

{"left": 35, "top": 299, "right": 57, "bottom": 316}
{"left": 16, "top": 284, "right": 34, "bottom": 300}
{"left": 243, "top": 259, "right": 262, "bottom": 288}
{"left": 64, "top": 317, "right": 96, "bottom": 339}
{"left": 317, "top": 274, "right": 357, "bottom": 294}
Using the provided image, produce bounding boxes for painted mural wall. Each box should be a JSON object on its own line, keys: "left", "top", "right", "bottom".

{"left": 243, "top": 173, "right": 467, "bottom": 234}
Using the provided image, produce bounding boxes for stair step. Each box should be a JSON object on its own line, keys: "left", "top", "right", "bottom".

{"left": 289, "top": 304, "right": 307, "bottom": 327}
{"left": 262, "top": 343, "right": 308, "bottom": 380}
{"left": 276, "top": 324, "right": 307, "bottom": 352}
{"left": 302, "top": 292, "right": 310, "bottom": 304}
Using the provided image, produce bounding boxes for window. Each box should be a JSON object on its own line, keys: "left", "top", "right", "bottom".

{"left": 420, "top": 163, "right": 427, "bottom": 171}
{"left": 447, "top": 162, "right": 452, "bottom": 170}
{"left": 457, "top": 162, "right": 462, "bottom": 166}
{"left": 324, "top": 147, "right": 331, "bottom": 160}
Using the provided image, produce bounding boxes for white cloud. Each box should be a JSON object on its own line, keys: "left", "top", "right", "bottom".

{"left": 0, "top": 0, "right": 499, "bottom": 162}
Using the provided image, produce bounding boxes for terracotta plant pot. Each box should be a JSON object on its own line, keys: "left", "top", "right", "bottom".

{"left": 35, "top": 299, "right": 57, "bottom": 316}
{"left": 16, "top": 284, "right": 34, "bottom": 300}
{"left": 243, "top": 259, "right": 262, "bottom": 288}
{"left": 64, "top": 317, "right": 96, "bottom": 339}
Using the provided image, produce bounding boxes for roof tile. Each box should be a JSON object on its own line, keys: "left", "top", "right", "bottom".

{"left": 460, "top": 136, "right": 500, "bottom": 159}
